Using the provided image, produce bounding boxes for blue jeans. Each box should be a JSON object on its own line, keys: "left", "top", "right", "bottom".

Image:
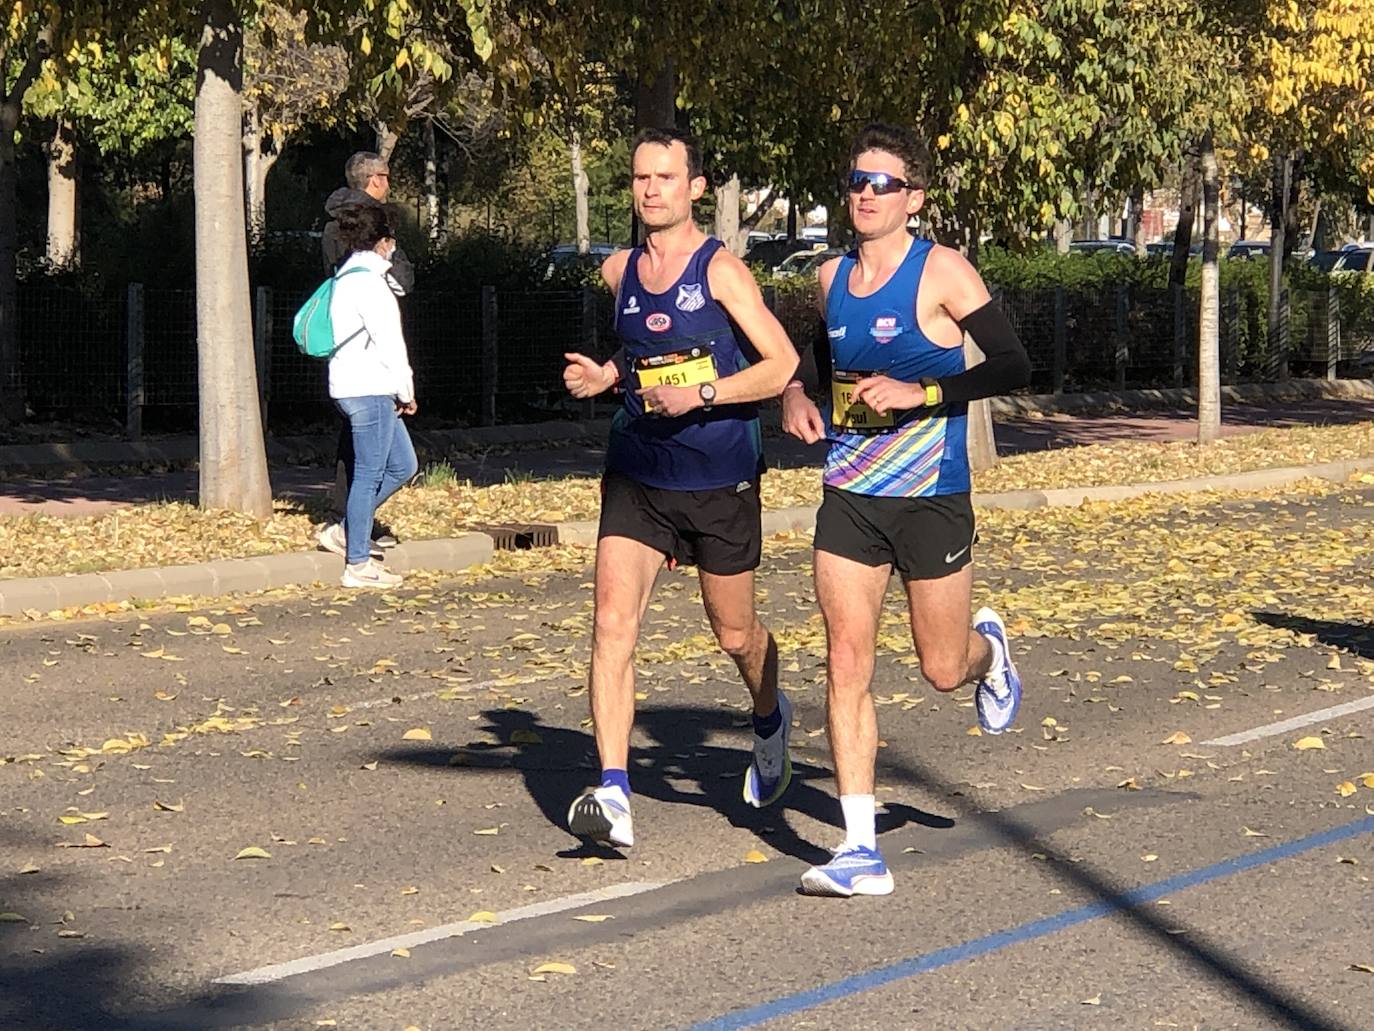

{"left": 334, "top": 396, "right": 418, "bottom": 565}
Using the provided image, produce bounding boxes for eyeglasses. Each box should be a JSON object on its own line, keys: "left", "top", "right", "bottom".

{"left": 372, "top": 171, "right": 390, "bottom": 180}
{"left": 846, "top": 170, "right": 914, "bottom": 196}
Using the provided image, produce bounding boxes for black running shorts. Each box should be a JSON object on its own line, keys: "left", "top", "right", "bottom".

{"left": 597, "top": 471, "right": 762, "bottom": 575}
{"left": 814, "top": 487, "right": 976, "bottom": 581}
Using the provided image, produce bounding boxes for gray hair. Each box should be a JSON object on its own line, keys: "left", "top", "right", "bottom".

{"left": 344, "top": 151, "right": 388, "bottom": 190}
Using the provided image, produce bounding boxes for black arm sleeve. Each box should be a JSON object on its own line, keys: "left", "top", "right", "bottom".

{"left": 609, "top": 346, "right": 630, "bottom": 389}
{"left": 934, "top": 301, "right": 1032, "bottom": 406}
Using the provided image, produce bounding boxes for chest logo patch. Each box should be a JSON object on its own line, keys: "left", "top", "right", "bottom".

{"left": 646, "top": 312, "right": 673, "bottom": 333}
{"left": 828, "top": 326, "right": 847, "bottom": 340}
{"left": 870, "top": 310, "right": 903, "bottom": 344}
{"left": 675, "top": 283, "right": 706, "bottom": 312}
{"left": 622, "top": 294, "right": 640, "bottom": 315}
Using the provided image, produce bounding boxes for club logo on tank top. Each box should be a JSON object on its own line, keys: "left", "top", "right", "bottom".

{"left": 646, "top": 312, "right": 673, "bottom": 332}
{"left": 675, "top": 283, "right": 706, "bottom": 312}
{"left": 870, "top": 310, "right": 904, "bottom": 344}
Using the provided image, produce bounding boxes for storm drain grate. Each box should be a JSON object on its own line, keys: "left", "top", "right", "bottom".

{"left": 472, "top": 523, "right": 560, "bottom": 551}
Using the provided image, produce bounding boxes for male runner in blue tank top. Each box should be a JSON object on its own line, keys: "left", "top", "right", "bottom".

{"left": 782, "top": 123, "right": 1032, "bottom": 896}
{"left": 560, "top": 127, "right": 800, "bottom": 849}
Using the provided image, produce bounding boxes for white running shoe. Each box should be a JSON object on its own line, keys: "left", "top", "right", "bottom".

{"left": 743, "top": 689, "right": 793, "bottom": 808}
{"left": 800, "top": 842, "right": 894, "bottom": 897}
{"left": 341, "top": 559, "right": 403, "bottom": 589}
{"left": 974, "top": 606, "right": 1022, "bottom": 734}
{"left": 567, "top": 786, "right": 634, "bottom": 848}
{"left": 317, "top": 522, "right": 382, "bottom": 561}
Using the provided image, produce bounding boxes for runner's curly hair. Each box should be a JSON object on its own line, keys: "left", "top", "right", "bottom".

{"left": 848, "top": 123, "right": 931, "bottom": 190}
{"left": 336, "top": 204, "right": 393, "bottom": 255}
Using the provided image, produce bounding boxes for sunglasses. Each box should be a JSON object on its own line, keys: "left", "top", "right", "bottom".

{"left": 847, "top": 170, "right": 915, "bottom": 196}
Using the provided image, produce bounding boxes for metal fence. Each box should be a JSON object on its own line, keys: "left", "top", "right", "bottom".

{"left": 11, "top": 279, "right": 1372, "bottom": 437}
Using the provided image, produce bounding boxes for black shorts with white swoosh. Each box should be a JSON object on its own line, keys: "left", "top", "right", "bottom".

{"left": 814, "top": 488, "right": 976, "bottom": 580}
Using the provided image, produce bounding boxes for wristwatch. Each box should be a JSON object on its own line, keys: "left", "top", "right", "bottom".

{"left": 699, "top": 382, "right": 717, "bottom": 410}
{"left": 920, "top": 378, "right": 942, "bottom": 407}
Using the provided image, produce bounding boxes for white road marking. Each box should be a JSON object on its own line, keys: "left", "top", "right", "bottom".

{"left": 213, "top": 881, "right": 665, "bottom": 986}
{"left": 1201, "top": 695, "right": 1374, "bottom": 747}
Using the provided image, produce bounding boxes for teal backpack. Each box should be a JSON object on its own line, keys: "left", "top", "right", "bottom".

{"left": 293, "top": 267, "right": 370, "bottom": 359}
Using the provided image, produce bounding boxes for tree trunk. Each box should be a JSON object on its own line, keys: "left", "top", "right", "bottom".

{"left": 786, "top": 197, "right": 797, "bottom": 240}
{"left": 1304, "top": 197, "right": 1323, "bottom": 253}
{"left": 423, "top": 117, "right": 440, "bottom": 243}
{"left": 632, "top": 62, "right": 676, "bottom": 245}
{"left": 1268, "top": 152, "right": 1292, "bottom": 381}
{"left": 374, "top": 120, "right": 399, "bottom": 163}
{"left": 1053, "top": 219, "right": 1070, "bottom": 253}
{"left": 1170, "top": 156, "right": 1199, "bottom": 288}
{"left": 46, "top": 117, "right": 79, "bottom": 266}
{"left": 242, "top": 101, "right": 264, "bottom": 240}
{"left": 195, "top": 0, "right": 272, "bottom": 519}
{"left": 714, "top": 174, "right": 743, "bottom": 255}
{"left": 571, "top": 130, "right": 590, "bottom": 252}
{"left": 1197, "top": 133, "right": 1221, "bottom": 445}
{"left": 1129, "top": 187, "right": 1146, "bottom": 255}
{"left": 0, "top": 30, "right": 50, "bottom": 422}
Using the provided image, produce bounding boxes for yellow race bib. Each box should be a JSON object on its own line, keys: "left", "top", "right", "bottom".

{"left": 831, "top": 370, "right": 894, "bottom": 431}
{"left": 637, "top": 346, "right": 718, "bottom": 390}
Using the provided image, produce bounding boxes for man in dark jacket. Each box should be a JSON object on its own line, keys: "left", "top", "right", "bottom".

{"left": 319, "top": 151, "right": 415, "bottom": 548}
{"left": 321, "top": 151, "right": 415, "bottom": 293}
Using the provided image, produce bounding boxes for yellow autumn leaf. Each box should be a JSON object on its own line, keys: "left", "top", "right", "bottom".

{"left": 0, "top": 912, "right": 28, "bottom": 923}
{"left": 1337, "top": 781, "right": 1357, "bottom": 798}
{"left": 391, "top": 947, "right": 411, "bottom": 958}
{"left": 328, "top": 922, "right": 350, "bottom": 932}
{"left": 580, "top": 856, "right": 603, "bottom": 866}
{"left": 510, "top": 729, "right": 542, "bottom": 745}
{"left": 473, "top": 827, "right": 499, "bottom": 835}
{"left": 572, "top": 914, "right": 612, "bottom": 922}
{"left": 531, "top": 961, "right": 576, "bottom": 975}
{"left": 1293, "top": 736, "right": 1326, "bottom": 751}
{"left": 743, "top": 849, "right": 769, "bottom": 864}
{"left": 466, "top": 910, "right": 498, "bottom": 923}
{"left": 153, "top": 800, "right": 184, "bottom": 813}
{"left": 233, "top": 846, "right": 272, "bottom": 860}
{"left": 1359, "top": 773, "right": 1374, "bottom": 789}
{"left": 402, "top": 728, "right": 432, "bottom": 741}
{"left": 1162, "top": 731, "right": 1192, "bottom": 745}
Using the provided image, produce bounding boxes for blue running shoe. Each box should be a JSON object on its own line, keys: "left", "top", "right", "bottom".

{"left": 743, "top": 689, "right": 793, "bottom": 808}
{"left": 800, "top": 843, "right": 894, "bottom": 897}
{"left": 567, "top": 786, "right": 634, "bottom": 848}
{"left": 974, "top": 606, "right": 1021, "bottom": 734}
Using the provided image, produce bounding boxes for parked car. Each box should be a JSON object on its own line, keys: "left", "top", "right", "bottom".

{"left": 542, "top": 242, "right": 619, "bottom": 280}
{"left": 745, "top": 238, "right": 823, "bottom": 270}
{"left": 1308, "top": 250, "right": 1346, "bottom": 271}
{"left": 1332, "top": 246, "right": 1374, "bottom": 272}
{"left": 1069, "top": 238, "right": 1136, "bottom": 255}
{"left": 773, "top": 246, "right": 845, "bottom": 278}
{"left": 1145, "top": 241, "right": 1203, "bottom": 257}
{"left": 1227, "top": 240, "right": 1271, "bottom": 260}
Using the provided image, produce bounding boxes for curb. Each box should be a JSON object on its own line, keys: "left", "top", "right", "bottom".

{"left": 0, "top": 533, "right": 494, "bottom": 617}
{"left": 1, "top": 456, "right": 1370, "bottom": 618}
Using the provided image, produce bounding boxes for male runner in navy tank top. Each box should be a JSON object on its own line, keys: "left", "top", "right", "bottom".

{"left": 782, "top": 123, "right": 1032, "bottom": 897}
{"left": 560, "top": 127, "right": 800, "bottom": 849}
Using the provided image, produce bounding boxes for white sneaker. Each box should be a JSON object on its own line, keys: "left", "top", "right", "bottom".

{"left": 341, "top": 559, "right": 403, "bottom": 589}
{"left": 567, "top": 786, "right": 634, "bottom": 848}
{"left": 317, "top": 523, "right": 383, "bottom": 561}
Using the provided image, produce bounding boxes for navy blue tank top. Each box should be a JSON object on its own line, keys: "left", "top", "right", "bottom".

{"left": 606, "top": 237, "right": 764, "bottom": 490}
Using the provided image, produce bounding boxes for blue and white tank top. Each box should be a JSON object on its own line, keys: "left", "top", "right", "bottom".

{"left": 606, "top": 237, "right": 764, "bottom": 491}
{"left": 822, "top": 238, "right": 969, "bottom": 497}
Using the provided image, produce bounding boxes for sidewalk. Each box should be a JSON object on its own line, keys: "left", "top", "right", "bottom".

{"left": 3, "top": 393, "right": 1373, "bottom": 518}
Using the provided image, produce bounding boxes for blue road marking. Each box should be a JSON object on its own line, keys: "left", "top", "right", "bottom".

{"left": 687, "top": 814, "right": 1374, "bottom": 1031}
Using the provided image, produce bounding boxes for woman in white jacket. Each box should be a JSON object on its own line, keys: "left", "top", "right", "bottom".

{"left": 317, "top": 205, "right": 419, "bottom": 588}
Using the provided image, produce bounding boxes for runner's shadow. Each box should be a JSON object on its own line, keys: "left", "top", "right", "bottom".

{"left": 1252, "top": 612, "right": 1374, "bottom": 660}
{"left": 381, "top": 704, "right": 954, "bottom": 865}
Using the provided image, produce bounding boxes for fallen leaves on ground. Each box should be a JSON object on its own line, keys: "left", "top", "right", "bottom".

{"left": 2, "top": 421, "right": 1369, "bottom": 581}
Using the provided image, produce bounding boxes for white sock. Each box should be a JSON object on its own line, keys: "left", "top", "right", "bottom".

{"left": 840, "top": 793, "right": 877, "bottom": 851}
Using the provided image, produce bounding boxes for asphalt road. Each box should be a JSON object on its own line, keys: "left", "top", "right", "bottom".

{"left": 0, "top": 482, "right": 1371, "bottom": 1030}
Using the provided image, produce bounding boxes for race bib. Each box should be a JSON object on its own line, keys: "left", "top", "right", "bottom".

{"left": 636, "top": 346, "right": 718, "bottom": 390}
{"left": 831, "top": 370, "right": 894, "bottom": 431}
